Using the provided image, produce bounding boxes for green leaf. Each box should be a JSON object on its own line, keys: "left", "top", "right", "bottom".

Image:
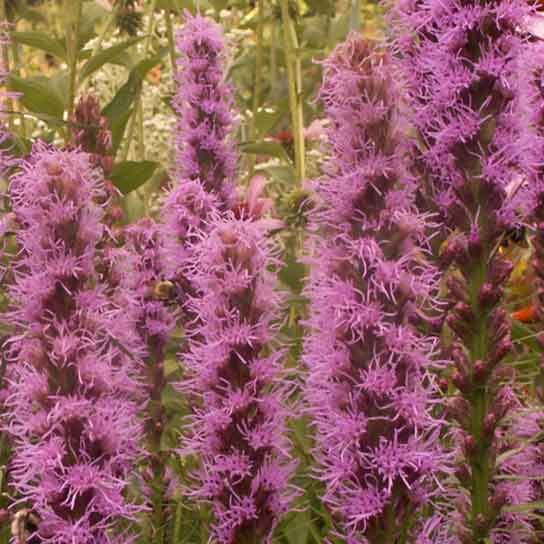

{"left": 210, "top": 0, "right": 229, "bottom": 11}
{"left": 156, "top": 0, "right": 195, "bottom": 12}
{"left": 328, "top": 12, "right": 351, "bottom": 48}
{"left": 240, "top": 141, "right": 291, "bottom": 163}
{"left": 133, "top": 48, "right": 168, "bottom": 79}
{"left": 110, "top": 161, "right": 159, "bottom": 194}
{"left": 8, "top": 75, "right": 64, "bottom": 120}
{"left": 306, "top": 0, "right": 335, "bottom": 15}
{"left": 102, "top": 74, "right": 142, "bottom": 120}
{"left": 257, "top": 164, "right": 297, "bottom": 185}
{"left": 79, "top": 37, "right": 145, "bottom": 81}
{"left": 102, "top": 51, "right": 166, "bottom": 150}
{"left": 16, "top": 6, "right": 47, "bottom": 23}
{"left": 255, "top": 109, "right": 281, "bottom": 137}
{"left": 77, "top": 1, "right": 109, "bottom": 49}
{"left": 284, "top": 509, "right": 310, "bottom": 544}
{"left": 11, "top": 31, "right": 66, "bottom": 60}
{"left": 110, "top": 108, "right": 133, "bottom": 155}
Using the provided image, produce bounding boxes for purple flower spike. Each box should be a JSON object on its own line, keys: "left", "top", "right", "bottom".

{"left": 174, "top": 13, "right": 238, "bottom": 210}
{"left": 3, "top": 144, "right": 144, "bottom": 543}
{"left": 179, "top": 216, "right": 297, "bottom": 544}
{"left": 303, "top": 35, "right": 445, "bottom": 542}
{"left": 391, "top": 1, "right": 539, "bottom": 540}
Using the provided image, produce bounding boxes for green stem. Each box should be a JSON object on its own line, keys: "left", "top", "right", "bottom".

{"left": 280, "top": 0, "right": 305, "bottom": 184}
{"left": 145, "top": 347, "right": 167, "bottom": 544}
{"left": 248, "top": 0, "right": 264, "bottom": 177}
{"left": 270, "top": 22, "right": 279, "bottom": 104}
{"left": 121, "top": 0, "right": 157, "bottom": 161}
{"left": 10, "top": 40, "right": 26, "bottom": 138}
{"left": 164, "top": 7, "right": 177, "bottom": 76}
{"left": 467, "top": 258, "right": 493, "bottom": 541}
{"left": 0, "top": 0, "right": 13, "bottom": 132}
{"left": 350, "top": 0, "right": 361, "bottom": 31}
{"left": 66, "top": 0, "right": 82, "bottom": 126}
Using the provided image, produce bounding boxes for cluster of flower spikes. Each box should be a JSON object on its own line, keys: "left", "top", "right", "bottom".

{"left": 173, "top": 12, "right": 238, "bottom": 211}
{"left": 179, "top": 215, "right": 297, "bottom": 544}
{"left": 3, "top": 144, "right": 145, "bottom": 543}
{"left": 303, "top": 34, "right": 445, "bottom": 542}
{"left": 391, "top": 0, "right": 538, "bottom": 541}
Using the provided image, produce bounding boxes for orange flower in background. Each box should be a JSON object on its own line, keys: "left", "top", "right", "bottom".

{"left": 512, "top": 305, "right": 538, "bottom": 323}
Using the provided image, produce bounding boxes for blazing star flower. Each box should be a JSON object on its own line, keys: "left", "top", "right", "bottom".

{"left": 179, "top": 216, "right": 297, "bottom": 544}
{"left": 173, "top": 13, "right": 238, "bottom": 210}
{"left": 391, "top": 0, "right": 537, "bottom": 540}
{"left": 3, "top": 144, "right": 144, "bottom": 543}
{"left": 303, "top": 35, "right": 445, "bottom": 542}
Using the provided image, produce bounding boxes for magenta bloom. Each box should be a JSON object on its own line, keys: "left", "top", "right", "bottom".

{"left": 392, "top": 0, "right": 539, "bottom": 540}
{"left": 173, "top": 13, "right": 238, "bottom": 210}
{"left": 179, "top": 216, "right": 297, "bottom": 544}
{"left": 303, "top": 35, "right": 445, "bottom": 541}
{"left": 118, "top": 217, "right": 176, "bottom": 360}
{"left": 3, "top": 145, "right": 144, "bottom": 543}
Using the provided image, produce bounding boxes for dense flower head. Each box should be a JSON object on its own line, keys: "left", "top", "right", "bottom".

{"left": 180, "top": 216, "right": 296, "bottom": 544}
{"left": 391, "top": 0, "right": 533, "bottom": 236}
{"left": 117, "top": 217, "right": 176, "bottom": 358}
{"left": 3, "top": 144, "right": 144, "bottom": 543}
{"left": 303, "top": 34, "right": 445, "bottom": 542}
{"left": 174, "top": 13, "right": 238, "bottom": 209}
{"left": 161, "top": 178, "right": 218, "bottom": 288}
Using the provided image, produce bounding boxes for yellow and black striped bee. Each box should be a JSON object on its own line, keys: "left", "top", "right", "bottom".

{"left": 11, "top": 509, "right": 40, "bottom": 544}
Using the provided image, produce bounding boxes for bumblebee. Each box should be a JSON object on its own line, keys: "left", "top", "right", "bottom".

{"left": 153, "top": 280, "right": 176, "bottom": 301}
{"left": 11, "top": 509, "right": 40, "bottom": 544}
{"left": 500, "top": 224, "right": 527, "bottom": 249}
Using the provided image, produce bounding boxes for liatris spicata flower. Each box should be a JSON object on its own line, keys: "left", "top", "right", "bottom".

{"left": 3, "top": 144, "right": 144, "bottom": 543}
{"left": 111, "top": 217, "right": 176, "bottom": 541}
{"left": 179, "top": 216, "right": 296, "bottom": 544}
{"left": 173, "top": 13, "right": 238, "bottom": 210}
{"left": 303, "top": 35, "right": 445, "bottom": 542}
{"left": 392, "top": 1, "right": 535, "bottom": 541}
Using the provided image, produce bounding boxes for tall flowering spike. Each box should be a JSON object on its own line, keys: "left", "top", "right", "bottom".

{"left": 161, "top": 179, "right": 219, "bottom": 301}
{"left": 4, "top": 144, "right": 144, "bottom": 543}
{"left": 110, "top": 217, "right": 177, "bottom": 539}
{"left": 392, "top": 1, "right": 536, "bottom": 541}
{"left": 174, "top": 13, "right": 238, "bottom": 210}
{"left": 303, "top": 35, "right": 445, "bottom": 542}
{"left": 180, "top": 216, "right": 296, "bottom": 544}
{"left": 391, "top": 0, "right": 532, "bottom": 229}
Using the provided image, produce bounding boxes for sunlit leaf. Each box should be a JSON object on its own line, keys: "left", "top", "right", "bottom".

{"left": 79, "top": 37, "right": 145, "bottom": 81}
{"left": 110, "top": 160, "right": 159, "bottom": 194}
{"left": 11, "top": 31, "right": 66, "bottom": 60}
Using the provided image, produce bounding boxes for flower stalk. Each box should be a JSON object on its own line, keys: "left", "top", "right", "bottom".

{"left": 304, "top": 35, "right": 445, "bottom": 542}
{"left": 280, "top": 0, "right": 305, "bottom": 184}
